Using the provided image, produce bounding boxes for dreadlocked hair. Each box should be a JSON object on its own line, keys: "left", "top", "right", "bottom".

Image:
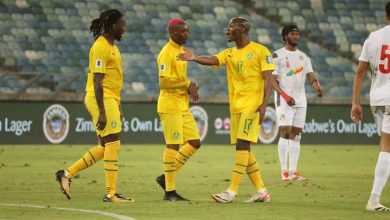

{"left": 90, "top": 9, "right": 123, "bottom": 39}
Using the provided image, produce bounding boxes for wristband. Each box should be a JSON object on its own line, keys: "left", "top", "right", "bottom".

{"left": 281, "top": 92, "right": 292, "bottom": 102}
{"left": 311, "top": 79, "right": 321, "bottom": 88}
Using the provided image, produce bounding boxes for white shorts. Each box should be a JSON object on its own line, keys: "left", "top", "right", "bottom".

{"left": 371, "top": 106, "right": 390, "bottom": 135}
{"left": 275, "top": 104, "right": 306, "bottom": 128}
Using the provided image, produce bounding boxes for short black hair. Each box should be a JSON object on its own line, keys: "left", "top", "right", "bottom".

{"left": 386, "top": 1, "right": 390, "bottom": 17}
{"left": 231, "top": 17, "right": 250, "bottom": 33}
{"left": 281, "top": 24, "right": 299, "bottom": 41}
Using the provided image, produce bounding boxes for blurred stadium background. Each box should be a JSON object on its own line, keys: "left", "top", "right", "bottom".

{"left": 1, "top": 1, "right": 389, "bottom": 219}
{"left": 0, "top": 0, "right": 384, "bottom": 103}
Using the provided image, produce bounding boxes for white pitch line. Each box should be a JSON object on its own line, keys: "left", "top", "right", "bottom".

{"left": 0, "top": 203, "right": 136, "bottom": 220}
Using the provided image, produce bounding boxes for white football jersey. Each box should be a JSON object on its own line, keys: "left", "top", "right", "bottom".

{"left": 272, "top": 47, "right": 314, "bottom": 107}
{"left": 359, "top": 25, "right": 390, "bottom": 106}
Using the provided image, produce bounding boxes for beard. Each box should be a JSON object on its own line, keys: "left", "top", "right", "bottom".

{"left": 115, "top": 33, "right": 123, "bottom": 41}
{"left": 287, "top": 38, "right": 298, "bottom": 47}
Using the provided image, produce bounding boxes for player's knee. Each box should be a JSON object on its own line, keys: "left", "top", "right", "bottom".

{"left": 280, "top": 133, "right": 290, "bottom": 139}
{"left": 291, "top": 133, "right": 301, "bottom": 142}
{"left": 102, "top": 133, "right": 119, "bottom": 144}
{"left": 236, "top": 139, "right": 250, "bottom": 150}
{"left": 167, "top": 144, "right": 180, "bottom": 150}
{"left": 188, "top": 139, "right": 201, "bottom": 149}
{"left": 279, "top": 127, "right": 290, "bottom": 139}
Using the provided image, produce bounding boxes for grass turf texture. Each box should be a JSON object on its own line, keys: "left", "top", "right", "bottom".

{"left": 0, "top": 144, "right": 389, "bottom": 220}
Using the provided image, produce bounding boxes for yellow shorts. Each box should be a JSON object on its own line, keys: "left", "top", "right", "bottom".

{"left": 159, "top": 112, "right": 200, "bottom": 144}
{"left": 84, "top": 94, "right": 121, "bottom": 137}
{"left": 230, "top": 111, "right": 260, "bottom": 144}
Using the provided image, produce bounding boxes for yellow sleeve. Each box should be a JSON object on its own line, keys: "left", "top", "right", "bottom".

{"left": 157, "top": 48, "right": 190, "bottom": 89}
{"left": 157, "top": 49, "right": 172, "bottom": 77}
{"left": 214, "top": 49, "right": 228, "bottom": 67}
{"left": 259, "top": 46, "right": 275, "bottom": 72}
{"left": 90, "top": 41, "right": 110, "bottom": 74}
{"left": 159, "top": 77, "right": 190, "bottom": 89}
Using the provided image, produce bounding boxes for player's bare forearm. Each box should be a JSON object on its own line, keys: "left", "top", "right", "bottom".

{"left": 352, "top": 61, "right": 369, "bottom": 105}
{"left": 272, "top": 75, "right": 284, "bottom": 94}
{"left": 261, "top": 70, "right": 273, "bottom": 107}
{"left": 307, "top": 72, "right": 323, "bottom": 97}
{"left": 93, "top": 73, "right": 107, "bottom": 130}
{"left": 93, "top": 73, "right": 105, "bottom": 114}
{"left": 256, "top": 71, "right": 272, "bottom": 124}
{"left": 178, "top": 51, "right": 219, "bottom": 66}
{"left": 272, "top": 75, "right": 295, "bottom": 105}
{"left": 159, "top": 77, "right": 190, "bottom": 89}
{"left": 193, "top": 56, "right": 219, "bottom": 66}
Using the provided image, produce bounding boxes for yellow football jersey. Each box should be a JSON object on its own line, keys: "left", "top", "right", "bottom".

{"left": 157, "top": 39, "right": 190, "bottom": 114}
{"left": 215, "top": 41, "right": 275, "bottom": 113}
{"left": 85, "top": 36, "right": 123, "bottom": 101}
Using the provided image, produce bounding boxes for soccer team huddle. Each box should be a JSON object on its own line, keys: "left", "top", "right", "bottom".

{"left": 56, "top": 2, "right": 390, "bottom": 212}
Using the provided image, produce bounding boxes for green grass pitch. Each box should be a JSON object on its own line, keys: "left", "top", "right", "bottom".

{"left": 0, "top": 144, "right": 389, "bottom": 220}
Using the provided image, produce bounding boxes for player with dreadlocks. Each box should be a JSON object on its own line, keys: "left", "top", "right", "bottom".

{"left": 272, "top": 24, "right": 322, "bottom": 181}
{"left": 55, "top": 9, "right": 134, "bottom": 202}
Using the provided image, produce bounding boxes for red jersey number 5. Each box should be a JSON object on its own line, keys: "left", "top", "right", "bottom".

{"left": 379, "top": 45, "right": 390, "bottom": 74}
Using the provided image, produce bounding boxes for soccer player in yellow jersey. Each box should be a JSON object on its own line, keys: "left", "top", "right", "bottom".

{"left": 55, "top": 9, "right": 133, "bottom": 203}
{"left": 179, "top": 17, "right": 274, "bottom": 203}
{"left": 155, "top": 18, "right": 201, "bottom": 201}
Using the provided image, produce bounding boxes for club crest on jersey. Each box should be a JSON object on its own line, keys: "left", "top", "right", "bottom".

{"left": 247, "top": 53, "right": 253, "bottom": 59}
{"left": 173, "top": 131, "right": 180, "bottom": 140}
{"left": 160, "top": 64, "right": 166, "bottom": 72}
{"left": 95, "top": 59, "right": 103, "bottom": 68}
{"left": 266, "top": 55, "right": 272, "bottom": 64}
{"left": 111, "top": 121, "right": 117, "bottom": 128}
{"left": 299, "top": 55, "right": 304, "bottom": 61}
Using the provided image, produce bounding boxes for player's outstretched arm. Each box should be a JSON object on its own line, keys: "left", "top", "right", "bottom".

{"left": 178, "top": 49, "right": 219, "bottom": 66}
{"left": 307, "top": 72, "right": 323, "bottom": 97}
{"left": 351, "top": 61, "right": 369, "bottom": 123}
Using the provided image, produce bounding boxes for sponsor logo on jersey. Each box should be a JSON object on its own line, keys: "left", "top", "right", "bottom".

{"left": 266, "top": 55, "right": 273, "bottom": 64}
{"left": 43, "top": 104, "right": 70, "bottom": 144}
{"left": 173, "top": 131, "right": 180, "bottom": 140}
{"left": 247, "top": 53, "right": 253, "bottom": 59}
{"left": 95, "top": 59, "right": 103, "bottom": 68}
{"left": 190, "top": 106, "right": 209, "bottom": 141}
{"left": 160, "top": 64, "right": 166, "bottom": 72}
